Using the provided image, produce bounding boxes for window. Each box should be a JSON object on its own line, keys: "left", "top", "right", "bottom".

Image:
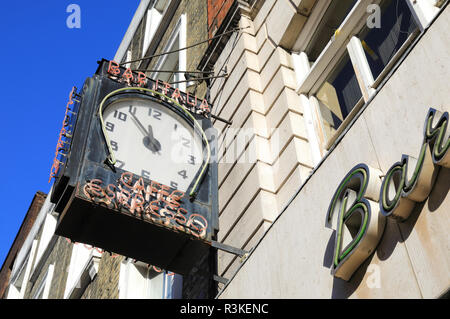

{"left": 7, "top": 240, "right": 39, "bottom": 299}
{"left": 152, "top": 14, "right": 187, "bottom": 90}
{"left": 295, "top": 0, "right": 426, "bottom": 150}
{"left": 359, "top": 0, "right": 419, "bottom": 80}
{"left": 305, "top": 0, "right": 358, "bottom": 62}
{"left": 64, "top": 243, "right": 100, "bottom": 299}
{"left": 143, "top": 0, "right": 171, "bottom": 57}
{"left": 34, "top": 207, "right": 57, "bottom": 270}
{"left": 119, "top": 260, "right": 182, "bottom": 299}
{"left": 32, "top": 265, "right": 54, "bottom": 299}
{"left": 316, "top": 53, "right": 363, "bottom": 141}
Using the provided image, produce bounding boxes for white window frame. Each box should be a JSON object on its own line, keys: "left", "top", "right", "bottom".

{"left": 293, "top": 0, "right": 440, "bottom": 153}
{"left": 64, "top": 243, "right": 101, "bottom": 299}
{"left": 125, "top": 49, "right": 133, "bottom": 69}
{"left": 118, "top": 260, "right": 181, "bottom": 299}
{"left": 7, "top": 240, "right": 39, "bottom": 299}
{"left": 406, "top": 0, "right": 442, "bottom": 29}
{"left": 65, "top": 253, "right": 101, "bottom": 299}
{"left": 33, "top": 209, "right": 57, "bottom": 273}
{"left": 32, "top": 264, "right": 54, "bottom": 299}
{"left": 152, "top": 14, "right": 187, "bottom": 91}
{"left": 143, "top": 0, "right": 171, "bottom": 58}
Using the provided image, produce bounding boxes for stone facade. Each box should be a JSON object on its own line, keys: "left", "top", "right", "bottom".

{"left": 210, "top": 0, "right": 450, "bottom": 298}
{"left": 208, "top": 0, "right": 317, "bottom": 283}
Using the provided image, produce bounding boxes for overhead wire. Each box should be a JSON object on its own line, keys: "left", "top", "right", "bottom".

{"left": 121, "top": 26, "right": 250, "bottom": 67}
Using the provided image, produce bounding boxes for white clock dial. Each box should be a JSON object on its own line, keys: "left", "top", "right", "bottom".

{"left": 102, "top": 98, "right": 204, "bottom": 192}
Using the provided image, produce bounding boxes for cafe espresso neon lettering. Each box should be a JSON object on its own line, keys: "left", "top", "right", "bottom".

{"left": 326, "top": 108, "right": 449, "bottom": 281}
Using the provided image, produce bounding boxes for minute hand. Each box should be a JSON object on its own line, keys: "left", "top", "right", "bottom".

{"left": 129, "top": 110, "right": 161, "bottom": 153}
{"left": 129, "top": 110, "right": 149, "bottom": 137}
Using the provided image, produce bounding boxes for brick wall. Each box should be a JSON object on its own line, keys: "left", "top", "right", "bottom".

{"left": 143, "top": 0, "right": 209, "bottom": 98}
{"left": 82, "top": 254, "right": 124, "bottom": 299}
{"left": 128, "top": 11, "right": 147, "bottom": 70}
{"left": 208, "top": 0, "right": 235, "bottom": 38}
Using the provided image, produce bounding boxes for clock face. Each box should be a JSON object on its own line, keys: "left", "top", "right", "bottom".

{"left": 102, "top": 97, "right": 204, "bottom": 192}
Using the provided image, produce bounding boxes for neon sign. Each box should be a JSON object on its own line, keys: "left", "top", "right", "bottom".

{"left": 326, "top": 108, "right": 449, "bottom": 281}
{"left": 82, "top": 172, "right": 208, "bottom": 239}
{"left": 105, "top": 60, "right": 211, "bottom": 115}
{"left": 49, "top": 87, "right": 78, "bottom": 182}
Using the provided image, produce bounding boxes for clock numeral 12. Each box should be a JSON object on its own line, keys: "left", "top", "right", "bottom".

{"left": 148, "top": 108, "right": 162, "bottom": 120}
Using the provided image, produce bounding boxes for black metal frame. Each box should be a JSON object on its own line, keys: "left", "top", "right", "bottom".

{"left": 50, "top": 60, "right": 219, "bottom": 277}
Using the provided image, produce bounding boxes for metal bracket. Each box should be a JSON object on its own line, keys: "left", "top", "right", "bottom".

{"left": 210, "top": 113, "right": 232, "bottom": 125}
{"left": 211, "top": 241, "right": 249, "bottom": 288}
{"left": 211, "top": 241, "right": 248, "bottom": 257}
{"left": 213, "top": 275, "right": 229, "bottom": 285}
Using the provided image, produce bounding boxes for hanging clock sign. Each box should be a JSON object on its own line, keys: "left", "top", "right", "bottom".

{"left": 50, "top": 59, "right": 218, "bottom": 275}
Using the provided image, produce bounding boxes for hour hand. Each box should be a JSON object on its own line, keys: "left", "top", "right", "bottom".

{"left": 144, "top": 124, "right": 161, "bottom": 153}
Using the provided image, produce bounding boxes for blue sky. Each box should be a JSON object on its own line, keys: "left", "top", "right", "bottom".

{"left": 0, "top": 1, "right": 140, "bottom": 267}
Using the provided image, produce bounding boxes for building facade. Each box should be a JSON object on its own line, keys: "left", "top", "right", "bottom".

{"left": 206, "top": 0, "right": 449, "bottom": 299}
{"left": 1, "top": 0, "right": 449, "bottom": 299}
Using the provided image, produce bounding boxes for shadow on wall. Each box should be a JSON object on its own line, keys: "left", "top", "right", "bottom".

{"left": 323, "top": 229, "right": 373, "bottom": 299}
{"left": 323, "top": 167, "right": 450, "bottom": 299}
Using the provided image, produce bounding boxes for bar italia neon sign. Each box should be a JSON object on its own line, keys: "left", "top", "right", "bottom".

{"left": 106, "top": 61, "right": 211, "bottom": 115}
{"left": 326, "top": 108, "right": 449, "bottom": 281}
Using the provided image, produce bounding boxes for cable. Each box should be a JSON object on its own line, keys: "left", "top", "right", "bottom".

{"left": 168, "top": 74, "right": 229, "bottom": 86}
{"left": 210, "top": 29, "right": 241, "bottom": 119}
{"left": 120, "top": 26, "right": 250, "bottom": 67}
{"left": 132, "top": 69, "right": 214, "bottom": 74}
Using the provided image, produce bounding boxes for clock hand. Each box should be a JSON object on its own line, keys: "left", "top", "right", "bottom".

{"left": 128, "top": 110, "right": 161, "bottom": 153}
{"left": 147, "top": 124, "right": 154, "bottom": 139}
{"left": 145, "top": 124, "right": 161, "bottom": 153}
{"left": 129, "top": 110, "right": 149, "bottom": 137}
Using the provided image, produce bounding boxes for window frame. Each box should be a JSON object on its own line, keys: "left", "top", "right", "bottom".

{"left": 7, "top": 240, "right": 39, "bottom": 299}
{"left": 32, "top": 264, "right": 54, "bottom": 299}
{"left": 151, "top": 13, "right": 187, "bottom": 91}
{"left": 64, "top": 243, "right": 101, "bottom": 299}
{"left": 118, "top": 260, "right": 181, "bottom": 299}
{"left": 65, "top": 253, "right": 101, "bottom": 299}
{"left": 33, "top": 208, "right": 57, "bottom": 273}
{"left": 293, "top": 0, "right": 435, "bottom": 152}
{"left": 143, "top": 0, "right": 172, "bottom": 58}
